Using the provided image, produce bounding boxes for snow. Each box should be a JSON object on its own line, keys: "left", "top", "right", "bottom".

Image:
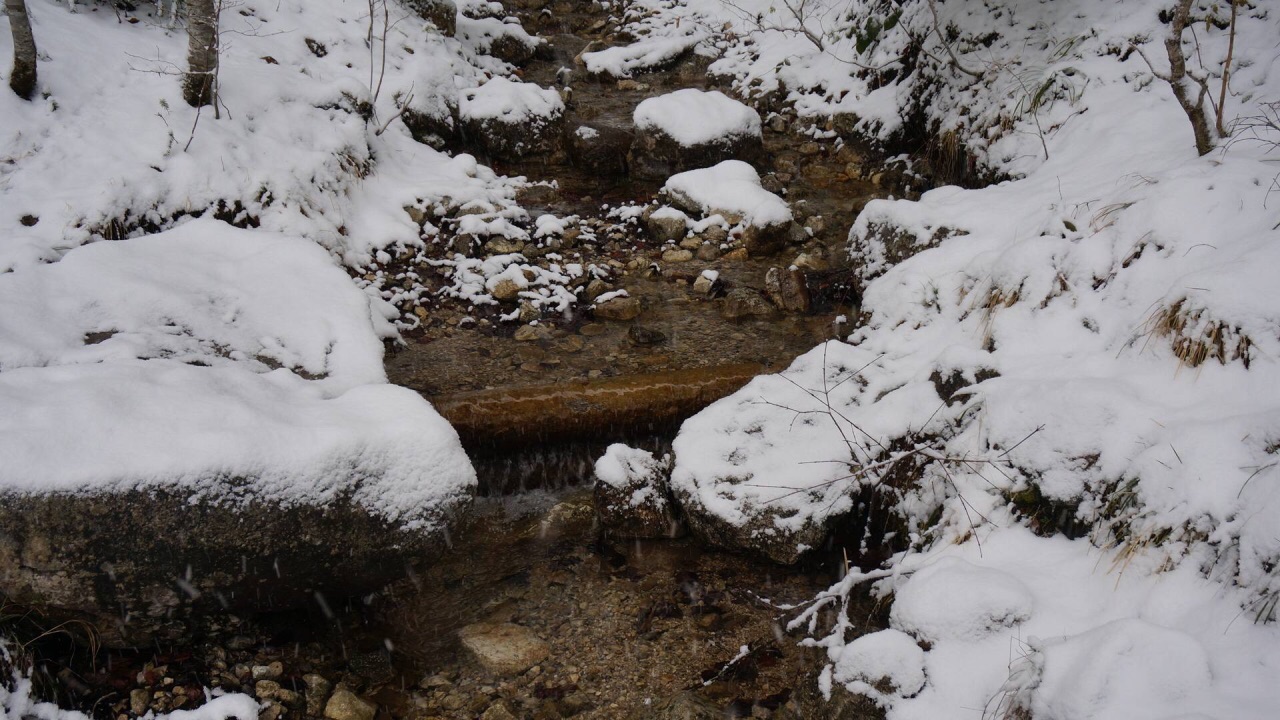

{"left": 459, "top": 76, "right": 563, "bottom": 123}
{"left": 830, "top": 629, "right": 926, "bottom": 701}
{"left": 662, "top": 161, "right": 792, "bottom": 227}
{"left": 633, "top": 89, "right": 761, "bottom": 147}
{"left": 594, "top": 444, "right": 670, "bottom": 509}
{"left": 0, "top": 220, "right": 474, "bottom": 527}
{"left": 581, "top": 28, "right": 709, "bottom": 78}
{"left": 889, "top": 558, "right": 1033, "bottom": 644}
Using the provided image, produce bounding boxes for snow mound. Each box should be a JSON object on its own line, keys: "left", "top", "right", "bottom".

{"left": 830, "top": 629, "right": 926, "bottom": 699}
{"left": 0, "top": 218, "right": 386, "bottom": 394}
{"left": 634, "top": 89, "right": 761, "bottom": 147}
{"left": 0, "top": 220, "right": 474, "bottom": 527}
{"left": 460, "top": 77, "right": 563, "bottom": 122}
{"left": 1, "top": 668, "right": 259, "bottom": 720}
{"left": 583, "top": 28, "right": 709, "bottom": 78}
{"left": 889, "top": 558, "right": 1033, "bottom": 643}
{"left": 662, "top": 161, "right": 791, "bottom": 227}
{"left": 1032, "top": 619, "right": 1212, "bottom": 720}
{"left": 595, "top": 443, "right": 669, "bottom": 506}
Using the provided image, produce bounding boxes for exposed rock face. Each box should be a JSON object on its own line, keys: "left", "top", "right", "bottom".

{"left": 568, "top": 124, "right": 634, "bottom": 176}
{"left": 458, "top": 623, "right": 550, "bottom": 675}
{"left": 593, "top": 445, "right": 683, "bottom": 539}
{"left": 404, "top": 0, "right": 457, "bottom": 36}
{"left": 764, "top": 266, "right": 811, "bottom": 313}
{"left": 0, "top": 489, "right": 465, "bottom": 647}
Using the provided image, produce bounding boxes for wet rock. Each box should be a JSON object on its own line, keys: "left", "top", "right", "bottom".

{"left": 0, "top": 488, "right": 466, "bottom": 647}
{"left": 583, "top": 278, "right": 612, "bottom": 303}
{"left": 627, "top": 325, "right": 667, "bottom": 346}
{"left": 593, "top": 295, "right": 641, "bottom": 321}
{"left": 692, "top": 270, "right": 720, "bottom": 296}
{"left": 661, "top": 249, "right": 693, "bottom": 263}
{"left": 514, "top": 325, "right": 552, "bottom": 342}
{"left": 740, "top": 220, "right": 795, "bottom": 257}
{"left": 458, "top": 623, "right": 550, "bottom": 675}
{"left": 644, "top": 207, "right": 689, "bottom": 243}
{"left": 304, "top": 674, "right": 332, "bottom": 716}
{"left": 404, "top": 0, "right": 456, "bottom": 36}
{"left": 593, "top": 445, "right": 682, "bottom": 539}
{"left": 764, "top": 267, "right": 811, "bottom": 313}
{"left": 568, "top": 123, "right": 634, "bottom": 176}
{"left": 721, "top": 289, "right": 778, "bottom": 320}
{"left": 324, "top": 690, "right": 375, "bottom": 720}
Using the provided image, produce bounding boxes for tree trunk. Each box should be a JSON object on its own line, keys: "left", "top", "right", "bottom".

{"left": 6, "top": 0, "right": 36, "bottom": 100}
{"left": 1164, "top": 0, "right": 1215, "bottom": 156}
{"left": 183, "top": 0, "right": 217, "bottom": 107}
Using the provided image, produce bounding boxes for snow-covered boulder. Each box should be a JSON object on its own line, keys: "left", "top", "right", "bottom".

{"left": 0, "top": 220, "right": 476, "bottom": 645}
{"left": 630, "top": 90, "right": 763, "bottom": 178}
{"left": 404, "top": 0, "right": 457, "bottom": 36}
{"left": 889, "top": 558, "right": 1034, "bottom": 643}
{"left": 460, "top": 77, "right": 565, "bottom": 159}
{"left": 830, "top": 629, "right": 926, "bottom": 700}
{"left": 457, "top": 15, "right": 543, "bottom": 66}
{"left": 580, "top": 27, "right": 709, "bottom": 78}
{"left": 662, "top": 161, "right": 795, "bottom": 255}
{"left": 593, "top": 444, "right": 683, "bottom": 538}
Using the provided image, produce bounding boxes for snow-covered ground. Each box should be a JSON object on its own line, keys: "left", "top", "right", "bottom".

{"left": 658, "top": 0, "right": 1280, "bottom": 716}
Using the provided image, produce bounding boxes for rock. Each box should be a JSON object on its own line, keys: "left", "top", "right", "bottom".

{"left": 721, "top": 248, "right": 749, "bottom": 262}
{"left": 491, "top": 278, "right": 521, "bottom": 302}
{"left": 130, "top": 688, "right": 151, "bottom": 716}
{"left": 515, "top": 184, "right": 558, "bottom": 207}
{"left": 254, "top": 680, "right": 282, "bottom": 700}
{"left": 404, "top": 0, "right": 456, "bottom": 36}
{"left": 259, "top": 703, "right": 285, "bottom": 720}
{"left": 583, "top": 278, "right": 612, "bottom": 302}
{"left": 678, "top": 237, "right": 702, "bottom": 250}
{"left": 629, "top": 90, "right": 764, "bottom": 179}
{"left": 764, "top": 267, "right": 811, "bottom": 313}
{"left": 593, "top": 445, "right": 682, "bottom": 538}
{"left": 593, "top": 295, "right": 641, "bottom": 321}
{"left": 692, "top": 271, "right": 719, "bottom": 296}
{"left": 401, "top": 93, "right": 459, "bottom": 149}
{"left": 652, "top": 691, "right": 722, "bottom": 720}
{"left": 517, "top": 301, "right": 540, "bottom": 323}
{"left": 252, "top": 662, "right": 283, "bottom": 681}
{"left": 482, "top": 703, "right": 518, "bottom": 720}
{"left": 324, "top": 690, "right": 376, "bottom": 720}
{"left": 514, "top": 325, "right": 552, "bottom": 342}
{"left": 644, "top": 207, "right": 689, "bottom": 243}
{"left": 483, "top": 237, "right": 525, "bottom": 255}
{"left": 739, "top": 220, "right": 794, "bottom": 257}
{"left": 661, "top": 249, "right": 693, "bottom": 263}
{"left": 460, "top": 78, "right": 565, "bottom": 161}
{"left": 698, "top": 224, "right": 729, "bottom": 247}
{"left": 798, "top": 141, "right": 822, "bottom": 156}
{"left": 568, "top": 124, "right": 634, "bottom": 176}
{"left": 487, "top": 34, "right": 539, "bottom": 67}
{"left": 0, "top": 488, "right": 466, "bottom": 647}
{"left": 304, "top": 675, "right": 332, "bottom": 717}
{"left": 791, "top": 251, "right": 829, "bottom": 272}
{"left": 721, "top": 289, "right": 778, "bottom": 320}
{"left": 695, "top": 243, "right": 721, "bottom": 262}
{"left": 457, "top": 623, "right": 550, "bottom": 675}
{"left": 627, "top": 325, "right": 667, "bottom": 346}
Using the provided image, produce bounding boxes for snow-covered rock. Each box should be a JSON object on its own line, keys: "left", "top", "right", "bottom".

{"left": 889, "top": 558, "right": 1034, "bottom": 643}
{"left": 662, "top": 161, "right": 794, "bottom": 255}
{"left": 0, "top": 220, "right": 475, "bottom": 645}
{"left": 830, "top": 629, "right": 926, "bottom": 700}
{"left": 593, "top": 444, "right": 682, "bottom": 538}
{"left": 460, "top": 77, "right": 565, "bottom": 159}
{"left": 581, "top": 28, "right": 709, "bottom": 78}
{"left": 630, "top": 90, "right": 763, "bottom": 178}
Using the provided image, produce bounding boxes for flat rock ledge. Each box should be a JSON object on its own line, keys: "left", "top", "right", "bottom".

{"left": 0, "top": 488, "right": 467, "bottom": 647}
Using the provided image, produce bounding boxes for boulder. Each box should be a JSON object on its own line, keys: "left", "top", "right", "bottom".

{"left": 764, "top": 267, "right": 811, "bottom": 313}
{"left": 644, "top": 206, "right": 689, "bottom": 243}
{"left": 400, "top": 82, "right": 460, "bottom": 148}
{"left": 721, "top": 288, "right": 778, "bottom": 320}
{"left": 630, "top": 90, "right": 763, "bottom": 179}
{"left": 404, "top": 0, "right": 456, "bottom": 36}
{"left": 458, "top": 623, "right": 550, "bottom": 675}
{"left": 324, "top": 690, "right": 376, "bottom": 720}
{"left": 568, "top": 124, "right": 634, "bottom": 177}
{"left": 593, "top": 294, "right": 642, "bottom": 321}
{"left": 460, "top": 78, "right": 565, "bottom": 160}
{"left": 593, "top": 445, "right": 683, "bottom": 538}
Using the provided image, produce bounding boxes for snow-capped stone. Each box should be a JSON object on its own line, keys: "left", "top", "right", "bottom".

{"left": 460, "top": 78, "right": 565, "bottom": 159}
{"left": 630, "top": 90, "right": 763, "bottom": 178}
{"left": 593, "top": 444, "right": 682, "bottom": 538}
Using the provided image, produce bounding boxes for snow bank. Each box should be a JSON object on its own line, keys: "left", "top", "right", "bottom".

{"left": 829, "top": 629, "right": 925, "bottom": 701}
{"left": 634, "top": 89, "right": 761, "bottom": 147}
{"left": 662, "top": 161, "right": 791, "bottom": 227}
{"left": 889, "top": 558, "right": 1033, "bottom": 643}
{"left": 459, "top": 76, "right": 563, "bottom": 123}
{"left": 582, "top": 28, "right": 709, "bottom": 78}
{"left": 0, "top": 220, "right": 474, "bottom": 528}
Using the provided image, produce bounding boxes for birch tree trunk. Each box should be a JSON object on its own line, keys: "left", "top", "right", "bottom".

{"left": 183, "top": 0, "right": 218, "bottom": 107}
{"left": 6, "top": 0, "right": 36, "bottom": 100}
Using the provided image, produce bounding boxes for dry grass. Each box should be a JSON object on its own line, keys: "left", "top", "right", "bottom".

{"left": 1141, "top": 299, "right": 1254, "bottom": 370}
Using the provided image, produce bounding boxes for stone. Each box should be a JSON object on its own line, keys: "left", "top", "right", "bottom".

{"left": 130, "top": 688, "right": 151, "bottom": 716}
{"left": 323, "top": 690, "right": 376, "bottom": 720}
{"left": 482, "top": 703, "right": 518, "bottom": 720}
{"left": 798, "top": 141, "right": 822, "bottom": 156}
{"left": 652, "top": 692, "right": 721, "bottom": 720}
{"left": 487, "top": 35, "right": 539, "bottom": 67}
{"left": 691, "top": 273, "right": 718, "bottom": 296}
{"left": 568, "top": 124, "right": 634, "bottom": 176}
{"left": 644, "top": 208, "right": 689, "bottom": 243}
{"left": 404, "top": 0, "right": 456, "bottom": 36}
{"left": 593, "top": 295, "right": 642, "bottom": 321}
{"left": 457, "top": 623, "right": 550, "bottom": 675}
{"left": 514, "top": 325, "right": 552, "bottom": 342}
{"left": 661, "top": 249, "right": 693, "bottom": 263}
{"left": 303, "top": 671, "right": 332, "bottom": 712}
{"left": 491, "top": 278, "right": 521, "bottom": 303}
{"left": 721, "top": 248, "right": 749, "bottom": 262}
{"left": 254, "top": 680, "right": 282, "bottom": 700}
{"left": 518, "top": 301, "right": 541, "bottom": 323}
{"left": 739, "top": 220, "right": 793, "bottom": 257}
{"left": 593, "top": 445, "right": 682, "bottom": 539}
{"left": 401, "top": 98, "right": 459, "bottom": 150}
{"left": 678, "top": 237, "right": 702, "bottom": 250}
{"left": 695, "top": 243, "right": 721, "bottom": 262}
{"left": 258, "top": 703, "right": 285, "bottom": 720}
{"left": 252, "top": 663, "right": 283, "bottom": 681}
{"left": 460, "top": 79, "right": 565, "bottom": 161}
{"left": 0, "top": 488, "right": 466, "bottom": 648}
{"left": 791, "top": 251, "right": 829, "bottom": 272}
{"left": 483, "top": 237, "right": 525, "bottom": 255}
{"left": 764, "top": 267, "right": 811, "bottom": 313}
{"left": 803, "top": 215, "right": 826, "bottom": 236}
{"left": 721, "top": 289, "right": 778, "bottom": 320}
{"left": 629, "top": 93, "right": 763, "bottom": 179}
{"left": 698, "top": 224, "right": 729, "bottom": 246}
{"left": 627, "top": 325, "right": 667, "bottom": 346}
{"left": 583, "top": 278, "right": 612, "bottom": 302}
{"left": 558, "top": 336, "right": 586, "bottom": 353}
